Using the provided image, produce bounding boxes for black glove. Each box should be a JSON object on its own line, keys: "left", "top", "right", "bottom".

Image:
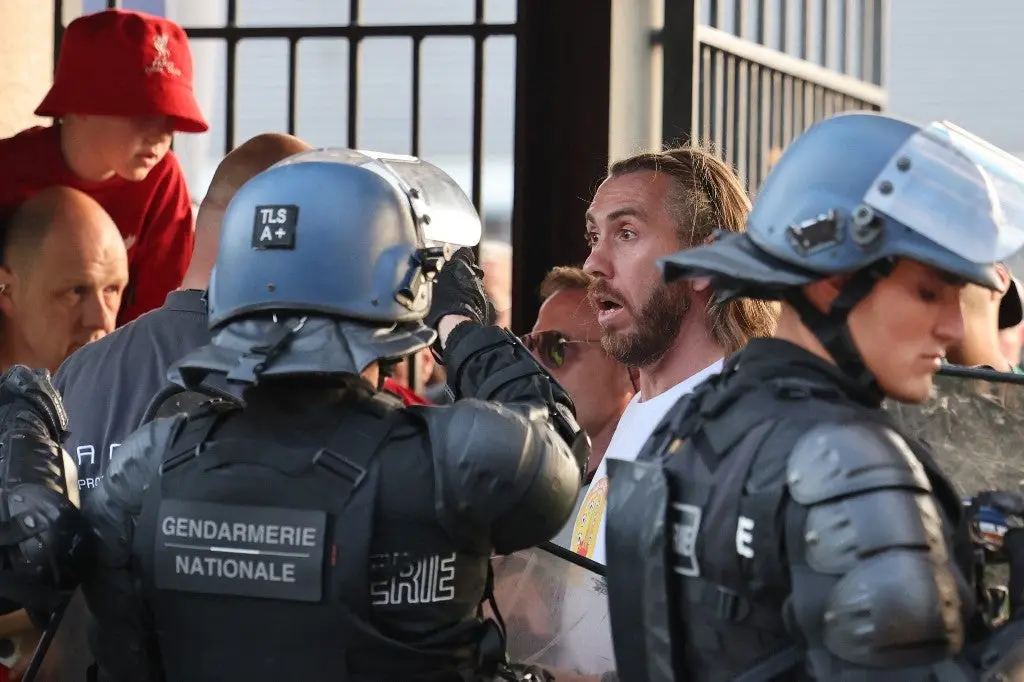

{"left": 424, "top": 247, "right": 494, "bottom": 330}
{"left": 0, "top": 365, "right": 68, "bottom": 445}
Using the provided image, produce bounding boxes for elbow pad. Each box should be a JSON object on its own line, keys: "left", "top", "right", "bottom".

{"left": 425, "top": 400, "right": 583, "bottom": 554}
{"left": 786, "top": 422, "right": 965, "bottom": 671}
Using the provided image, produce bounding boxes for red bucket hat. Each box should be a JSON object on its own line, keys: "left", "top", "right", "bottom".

{"left": 36, "top": 9, "right": 209, "bottom": 133}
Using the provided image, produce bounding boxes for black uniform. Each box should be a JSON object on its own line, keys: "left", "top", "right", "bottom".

{"left": 81, "top": 322, "right": 585, "bottom": 682}
{"left": 606, "top": 338, "right": 1010, "bottom": 682}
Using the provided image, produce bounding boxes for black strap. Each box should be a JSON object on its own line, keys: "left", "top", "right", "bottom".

{"left": 159, "top": 411, "right": 224, "bottom": 476}
{"left": 784, "top": 261, "right": 892, "bottom": 397}
{"left": 476, "top": 359, "right": 545, "bottom": 401}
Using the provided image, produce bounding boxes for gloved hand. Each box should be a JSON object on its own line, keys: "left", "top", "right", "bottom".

{"left": 0, "top": 366, "right": 68, "bottom": 445}
{"left": 424, "top": 247, "right": 494, "bottom": 331}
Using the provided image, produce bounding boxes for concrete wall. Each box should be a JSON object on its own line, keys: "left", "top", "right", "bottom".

{"left": 0, "top": 1, "right": 55, "bottom": 137}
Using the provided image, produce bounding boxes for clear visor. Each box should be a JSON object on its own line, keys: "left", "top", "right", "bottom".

{"left": 272, "top": 148, "right": 482, "bottom": 247}
{"left": 862, "top": 120, "right": 1024, "bottom": 264}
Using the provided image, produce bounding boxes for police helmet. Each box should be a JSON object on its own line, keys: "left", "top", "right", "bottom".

{"left": 661, "top": 113, "right": 1024, "bottom": 295}
{"left": 172, "top": 149, "right": 482, "bottom": 389}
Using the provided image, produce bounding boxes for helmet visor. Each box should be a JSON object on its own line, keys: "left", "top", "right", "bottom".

{"left": 272, "top": 148, "right": 482, "bottom": 247}
{"left": 863, "top": 120, "right": 1024, "bottom": 264}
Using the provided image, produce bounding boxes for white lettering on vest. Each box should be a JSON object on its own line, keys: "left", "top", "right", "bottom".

{"left": 369, "top": 552, "right": 457, "bottom": 606}
{"left": 736, "top": 516, "right": 755, "bottom": 559}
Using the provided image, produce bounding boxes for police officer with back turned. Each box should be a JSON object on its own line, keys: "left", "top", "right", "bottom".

{"left": 604, "top": 113, "right": 1024, "bottom": 682}
{"left": 0, "top": 149, "right": 588, "bottom": 682}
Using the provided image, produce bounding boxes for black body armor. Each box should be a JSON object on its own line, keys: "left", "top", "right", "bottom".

{"left": 606, "top": 338, "right": 1023, "bottom": 682}
{"left": 77, "top": 324, "right": 586, "bottom": 682}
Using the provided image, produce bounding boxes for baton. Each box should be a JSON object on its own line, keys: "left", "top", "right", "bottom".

{"left": 21, "top": 595, "right": 70, "bottom": 682}
{"left": 936, "top": 364, "right": 1024, "bottom": 385}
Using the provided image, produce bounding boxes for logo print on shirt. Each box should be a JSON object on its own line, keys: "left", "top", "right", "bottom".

{"left": 571, "top": 476, "right": 607, "bottom": 560}
{"left": 146, "top": 34, "right": 182, "bottom": 77}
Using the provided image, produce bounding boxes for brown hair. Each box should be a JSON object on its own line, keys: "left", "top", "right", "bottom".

{"left": 539, "top": 265, "right": 593, "bottom": 300}
{"left": 608, "top": 144, "right": 778, "bottom": 352}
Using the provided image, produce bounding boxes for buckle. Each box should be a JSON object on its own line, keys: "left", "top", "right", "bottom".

{"left": 312, "top": 448, "right": 367, "bottom": 486}
{"left": 713, "top": 586, "right": 750, "bottom": 622}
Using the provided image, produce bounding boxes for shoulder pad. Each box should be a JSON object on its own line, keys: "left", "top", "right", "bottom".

{"left": 787, "top": 421, "right": 932, "bottom": 506}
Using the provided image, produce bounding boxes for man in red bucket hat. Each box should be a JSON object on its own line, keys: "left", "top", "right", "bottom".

{"left": 0, "top": 9, "right": 208, "bottom": 326}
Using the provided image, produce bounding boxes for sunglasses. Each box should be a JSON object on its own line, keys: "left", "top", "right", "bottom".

{"left": 521, "top": 330, "right": 602, "bottom": 369}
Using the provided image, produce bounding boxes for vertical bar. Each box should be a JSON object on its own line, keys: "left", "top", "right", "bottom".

{"left": 708, "top": 0, "right": 720, "bottom": 28}
{"left": 757, "top": 0, "right": 769, "bottom": 44}
{"left": 224, "top": 0, "right": 238, "bottom": 154}
{"left": 758, "top": 67, "right": 771, "bottom": 187}
{"left": 347, "top": 0, "right": 361, "bottom": 147}
{"left": 411, "top": 37, "right": 422, "bottom": 157}
{"left": 873, "top": 0, "right": 886, "bottom": 86}
{"left": 735, "top": 0, "right": 747, "bottom": 38}
{"left": 845, "top": 0, "right": 858, "bottom": 78}
{"left": 512, "top": 0, "right": 611, "bottom": 332}
{"left": 712, "top": 50, "right": 725, "bottom": 152}
{"left": 818, "top": 0, "right": 828, "bottom": 66}
{"left": 723, "top": 54, "right": 736, "bottom": 162}
{"left": 286, "top": 38, "right": 298, "bottom": 136}
{"left": 861, "top": 0, "right": 875, "bottom": 84}
{"left": 793, "top": 80, "right": 803, "bottom": 135}
{"left": 801, "top": 0, "right": 813, "bottom": 60}
{"left": 661, "top": 0, "right": 700, "bottom": 143}
{"left": 781, "top": 75, "right": 793, "bottom": 146}
{"left": 770, "top": 71, "right": 782, "bottom": 154}
{"left": 735, "top": 60, "right": 749, "bottom": 188}
{"left": 701, "top": 45, "right": 712, "bottom": 142}
{"left": 53, "top": 0, "right": 65, "bottom": 76}
{"left": 471, "top": 0, "right": 485, "bottom": 215}
{"left": 777, "top": 0, "right": 788, "bottom": 53}
{"left": 836, "top": 0, "right": 847, "bottom": 73}
{"left": 748, "top": 62, "right": 761, "bottom": 189}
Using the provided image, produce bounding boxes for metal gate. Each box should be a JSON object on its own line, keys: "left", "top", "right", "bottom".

{"left": 661, "top": 0, "right": 888, "bottom": 192}
{"left": 49, "top": 0, "right": 887, "bottom": 331}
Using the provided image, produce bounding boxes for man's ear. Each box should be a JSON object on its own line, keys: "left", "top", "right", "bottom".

{"left": 994, "top": 263, "right": 1012, "bottom": 298}
{"left": 0, "top": 266, "right": 17, "bottom": 318}
{"left": 801, "top": 274, "right": 848, "bottom": 314}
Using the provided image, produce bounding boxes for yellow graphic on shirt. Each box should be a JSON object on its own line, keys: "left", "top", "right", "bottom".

{"left": 571, "top": 476, "right": 608, "bottom": 559}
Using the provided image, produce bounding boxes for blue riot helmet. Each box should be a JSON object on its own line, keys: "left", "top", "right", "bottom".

{"left": 659, "top": 113, "right": 1024, "bottom": 387}
{"left": 171, "top": 148, "right": 482, "bottom": 391}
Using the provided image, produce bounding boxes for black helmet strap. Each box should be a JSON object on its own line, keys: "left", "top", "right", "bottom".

{"left": 783, "top": 259, "right": 895, "bottom": 400}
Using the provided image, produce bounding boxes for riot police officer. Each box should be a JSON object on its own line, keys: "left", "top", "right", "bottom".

{"left": 604, "top": 113, "right": 1024, "bottom": 681}
{"left": 0, "top": 149, "right": 588, "bottom": 681}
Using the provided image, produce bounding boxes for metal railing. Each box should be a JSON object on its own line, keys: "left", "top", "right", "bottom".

{"left": 661, "top": 0, "right": 888, "bottom": 192}
{"left": 696, "top": 23, "right": 885, "bottom": 191}
{"left": 53, "top": 0, "right": 516, "bottom": 217}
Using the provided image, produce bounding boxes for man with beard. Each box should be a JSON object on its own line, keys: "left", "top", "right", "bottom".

{"left": 570, "top": 147, "right": 778, "bottom": 564}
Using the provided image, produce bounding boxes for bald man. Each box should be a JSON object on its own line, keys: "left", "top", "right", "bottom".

{"left": 0, "top": 187, "right": 128, "bottom": 373}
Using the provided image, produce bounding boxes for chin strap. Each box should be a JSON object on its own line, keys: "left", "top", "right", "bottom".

{"left": 783, "top": 260, "right": 895, "bottom": 400}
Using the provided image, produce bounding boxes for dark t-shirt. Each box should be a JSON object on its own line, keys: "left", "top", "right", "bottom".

{"left": 54, "top": 289, "right": 209, "bottom": 496}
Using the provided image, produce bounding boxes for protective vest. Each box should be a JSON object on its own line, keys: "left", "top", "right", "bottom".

{"left": 131, "top": 391, "right": 505, "bottom": 682}
{"left": 607, "top": 356, "right": 978, "bottom": 682}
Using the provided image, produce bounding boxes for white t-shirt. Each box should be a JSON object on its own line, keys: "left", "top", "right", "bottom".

{"left": 567, "top": 359, "right": 724, "bottom": 565}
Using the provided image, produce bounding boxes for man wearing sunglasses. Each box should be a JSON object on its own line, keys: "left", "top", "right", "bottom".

{"left": 575, "top": 145, "right": 779, "bottom": 565}
{"left": 523, "top": 266, "right": 635, "bottom": 482}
